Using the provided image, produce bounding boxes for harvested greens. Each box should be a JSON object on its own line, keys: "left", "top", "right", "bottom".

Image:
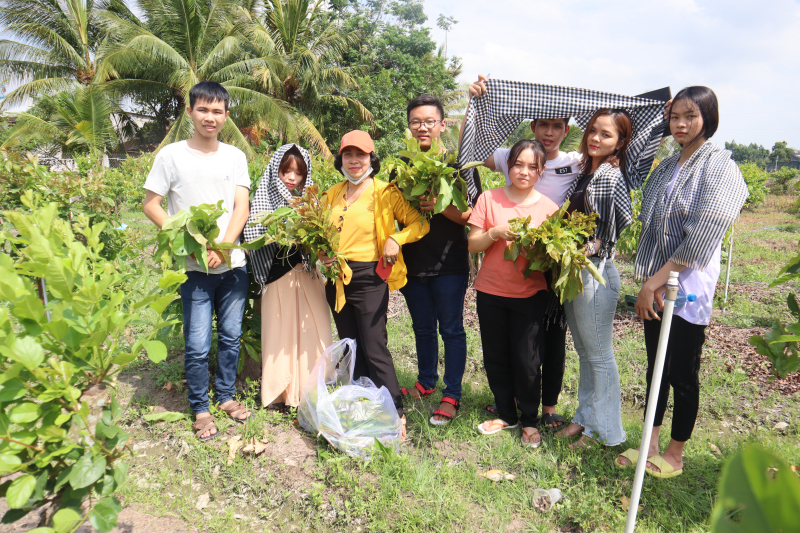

{"left": 384, "top": 131, "right": 483, "bottom": 218}
{"left": 504, "top": 201, "right": 606, "bottom": 303}
{"left": 246, "top": 184, "right": 343, "bottom": 282}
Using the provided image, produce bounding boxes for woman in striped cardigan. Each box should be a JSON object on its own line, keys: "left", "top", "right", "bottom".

{"left": 616, "top": 87, "right": 748, "bottom": 478}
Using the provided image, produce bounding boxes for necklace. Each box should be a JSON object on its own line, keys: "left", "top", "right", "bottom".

{"left": 343, "top": 180, "right": 371, "bottom": 210}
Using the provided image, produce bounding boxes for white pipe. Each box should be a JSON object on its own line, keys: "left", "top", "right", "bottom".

{"left": 624, "top": 271, "right": 679, "bottom": 533}
{"left": 722, "top": 224, "right": 735, "bottom": 311}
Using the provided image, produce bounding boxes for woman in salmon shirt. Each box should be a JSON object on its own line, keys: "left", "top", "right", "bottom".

{"left": 468, "top": 139, "right": 558, "bottom": 448}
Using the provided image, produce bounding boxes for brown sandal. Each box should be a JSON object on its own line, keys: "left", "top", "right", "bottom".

{"left": 219, "top": 401, "right": 250, "bottom": 423}
{"left": 192, "top": 415, "right": 219, "bottom": 441}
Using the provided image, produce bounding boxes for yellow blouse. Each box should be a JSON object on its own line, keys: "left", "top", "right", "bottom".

{"left": 328, "top": 182, "right": 380, "bottom": 262}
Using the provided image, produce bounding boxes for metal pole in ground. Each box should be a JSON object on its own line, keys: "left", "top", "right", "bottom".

{"left": 722, "top": 223, "right": 735, "bottom": 311}
{"left": 624, "top": 271, "right": 679, "bottom": 533}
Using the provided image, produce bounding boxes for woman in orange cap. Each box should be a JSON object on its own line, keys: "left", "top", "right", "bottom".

{"left": 321, "top": 130, "right": 429, "bottom": 436}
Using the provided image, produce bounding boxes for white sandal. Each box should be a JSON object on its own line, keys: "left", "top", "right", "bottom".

{"left": 521, "top": 427, "right": 542, "bottom": 448}
{"left": 477, "top": 419, "right": 519, "bottom": 435}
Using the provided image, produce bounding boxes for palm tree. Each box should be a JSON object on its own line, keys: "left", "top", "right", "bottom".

{"left": 1, "top": 85, "right": 133, "bottom": 155}
{"left": 0, "top": 0, "right": 133, "bottom": 108}
{"left": 232, "top": 0, "right": 372, "bottom": 157}
{"left": 97, "top": 0, "right": 296, "bottom": 155}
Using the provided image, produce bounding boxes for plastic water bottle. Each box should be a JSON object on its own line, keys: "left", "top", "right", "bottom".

{"left": 663, "top": 289, "right": 696, "bottom": 307}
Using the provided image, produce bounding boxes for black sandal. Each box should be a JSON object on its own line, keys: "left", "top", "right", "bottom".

{"left": 483, "top": 403, "right": 498, "bottom": 416}
{"left": 541, "top": 412, "right": 566, "bottom": 432}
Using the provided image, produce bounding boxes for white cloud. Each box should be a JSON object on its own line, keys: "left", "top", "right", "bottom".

{"left": 424, "top": 0, "right": 800, "bottom": 148}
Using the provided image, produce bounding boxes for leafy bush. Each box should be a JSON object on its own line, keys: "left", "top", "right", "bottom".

{"left": 616, "top": 188, "right": 642, "bottom": 261}
{"left": 101, "top": 153, "right": 154, "bottom": 210}
{"left": 747, "top": 241, "right": 800, "bottom": 378}
{"left": 771, "top": 166, "right": 799, "bottom": 194}
{"left": 0, "top": 152, "right": 133, "bottom": 259}
{"left": 738, "top": 162, "right": 768, "bottom": 207}
{"left": 0, "top": 194, "right": 184, "bottom": 531}
{"left": 312, "top": 155, "right": 344, "bottom": 193}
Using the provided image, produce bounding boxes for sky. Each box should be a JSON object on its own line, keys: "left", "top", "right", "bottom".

{"left": 423, "top": 0, "right": 800, "bottom": 151}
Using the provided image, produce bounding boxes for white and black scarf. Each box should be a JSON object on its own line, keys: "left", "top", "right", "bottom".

{"left": 635, "top": 142, "right": 748, "bottom": 280}
{"left": 243, "top": 143, "right": 314, "bottom": 289}
{"left": 457, "top": 79, "right": 669, "bottom": 191}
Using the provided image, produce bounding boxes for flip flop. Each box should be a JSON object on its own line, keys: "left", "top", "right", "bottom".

{"left": 477, "top": 419, "right": 519, "bottom": 435}
{"left": 521, "top": 427, "right": 542, "bottom": 448}
{"left": 540, "top": 412, "right": 566, "bottom": 432}
{"left": 483, "top": 403, "right": 498, "bottom": 416}
{"left": 645, "top": 455, "right": 683, "bottom": 479}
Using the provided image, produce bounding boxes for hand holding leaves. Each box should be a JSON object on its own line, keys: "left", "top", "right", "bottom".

{"left": 154, "top": 200, "right": 234, "bottom": 272}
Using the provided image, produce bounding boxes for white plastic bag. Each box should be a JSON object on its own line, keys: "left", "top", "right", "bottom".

{"left": 297, "top": 338, "right": 402, "bottom": 459}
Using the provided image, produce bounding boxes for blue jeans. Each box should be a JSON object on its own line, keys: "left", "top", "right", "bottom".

{"left": 563, "top": 257, "right": 626, "bottom": 446}
{"left": 399, "top": 275, "right": 468, "bottom": 400}
{"left": 181, "top": 266, "right": 249, "bottom": 414}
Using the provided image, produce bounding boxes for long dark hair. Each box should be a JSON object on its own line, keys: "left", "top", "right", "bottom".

{"left": 579, "top": 108, "right": 632, "bottom": 174}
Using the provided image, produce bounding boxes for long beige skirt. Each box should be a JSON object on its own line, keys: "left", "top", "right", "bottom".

{"left": 260, "top": 268, "right": 333, "bottom": 407}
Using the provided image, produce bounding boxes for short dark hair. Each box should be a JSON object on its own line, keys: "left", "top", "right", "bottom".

{"left": 407, "top": 94, "right": 445, "bottom": 121}
{"left": 279, "top": 146, "right": 308, "bottom": 186}
{"left": 671, "top": 86, "right": 719, "bottom": 142}
{"left": 507, "top": 139, "right": 547, "bottom": 172}
{"left": 533, "top": 117, "right": 570, "bottom": 128}
{"left": 334, "top": 151, "right": 381, "bottom": 178}
{"left": 189, "top": 81, "right": 230, "bottom": 111}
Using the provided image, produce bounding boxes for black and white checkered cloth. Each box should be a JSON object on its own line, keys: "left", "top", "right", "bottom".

{"left": 458, "top": 79, "right": 669, "bottom": 190}
{"left": 634, "top": 141, "right": 748, "bottom": 280}
{"left": 243, "top": 143, "right": 314, "bottom": 288}
{"left": 562, "top": 162, "right": 633, "bottom": 259}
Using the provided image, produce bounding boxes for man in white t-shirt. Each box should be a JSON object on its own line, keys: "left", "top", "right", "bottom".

{"left": 143, "top": 81, "right": 252, "bottom": 441}
{"left": 466, "top": 74, "right": 582, "bottom": 432}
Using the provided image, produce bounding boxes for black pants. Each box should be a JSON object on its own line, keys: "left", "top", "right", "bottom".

{"left": 325, "top": 262, "right": 403, "bottom": 415}
{"left": 643, "top": 315, "right": 706, "bottom": 442}
{"left": 541, "top": 319, "right": 567, "bottom": 407}
{"left": 477, "top": 290, "right": 547, "bottom": 427}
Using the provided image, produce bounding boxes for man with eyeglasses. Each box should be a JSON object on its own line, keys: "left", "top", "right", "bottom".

{"left": 393, "top": 94, "right": 482, "bottom": 425}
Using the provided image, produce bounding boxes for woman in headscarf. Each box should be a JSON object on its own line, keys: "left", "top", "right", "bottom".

{"left": 244, "top": 144, "right": 333, "bottom": 411}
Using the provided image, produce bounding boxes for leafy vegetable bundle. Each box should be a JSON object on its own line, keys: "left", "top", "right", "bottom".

{"left": 505, "top": 201, "right": 605, "bottom": 303}
{"left": 384, "top": 131, "right": 482, "bottom": 218}
{"left": 248, "top": 184, "right": 343, "bottom": 282}
{"left": 154, "top": 200, "right": 237, "bottom": 272}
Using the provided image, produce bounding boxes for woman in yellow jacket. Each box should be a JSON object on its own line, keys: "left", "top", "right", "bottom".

{"left": 322, "top": 130, "right": 429, "bottom": 430}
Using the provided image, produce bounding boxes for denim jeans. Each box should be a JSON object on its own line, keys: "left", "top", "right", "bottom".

{"left": 563, "top": 257, "right": 626, "bottom": 446}
{"left": 181, "top": 266, "right": 249, "bottom": 414}
{"left": 399, "top": 274, "right": 468, "bottom": 400}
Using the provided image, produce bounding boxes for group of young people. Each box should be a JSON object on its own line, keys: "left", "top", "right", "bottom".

{"left": 142, "top": 75, "right": 748, "bottom": 479}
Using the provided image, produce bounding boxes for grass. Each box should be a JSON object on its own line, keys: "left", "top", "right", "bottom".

{"left": 110, "top": 194, "right": 800, "bottom": 532}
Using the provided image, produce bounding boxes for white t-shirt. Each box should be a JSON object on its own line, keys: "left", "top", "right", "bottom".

{"left": 494, "top": 148, "right": 582, "bottom": 207}
{"left": 144, "top": 140, "right": 250, "bottom": 273}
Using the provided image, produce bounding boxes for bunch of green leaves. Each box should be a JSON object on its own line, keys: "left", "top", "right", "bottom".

{"left": 747, "top": 241, "right": 800, "bottom": 378}
{"left": 616, "top": 188, "right": 642, "bottom": 261}
{"left": 738, "top": 162, "right": 768, "bottom": 208}
{"left": 153, "top": 200, "right": 237, "bottom": 272}
{"left": 248, "top": 185, "right": 342, "bottom": 282}
{"left": 0, "top": 193, "right": 185, "bottom": 531}
{"left": 0, "top": 152, "right": 131, "bottom": 260}
{"left": 383, "top": 131, "right": 482, "bottom": 218}
{"left": 711, "top": 445, "right": 800, "bottom": 532}
{"left": 505, "top": 201, "right": 605, "bottom": 303}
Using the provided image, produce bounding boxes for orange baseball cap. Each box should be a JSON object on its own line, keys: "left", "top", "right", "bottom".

{"left": 339, "top": 130, "right": 375, "bottom": 154}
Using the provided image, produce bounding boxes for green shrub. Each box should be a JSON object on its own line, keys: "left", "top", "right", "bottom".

{"left": 0, "top": 193, "right": 184, "bottom": 531}
{"left": 772, "top": 166, "right": 799, "bottom": 194}
{"left": 102, "top": 153, "right": 154, "bottom": 210}
{"left": 738, "top": 162, "right": 768, "bottom": 207}
{"left": 616, "top": 188, "right": 642, "bottom": 260}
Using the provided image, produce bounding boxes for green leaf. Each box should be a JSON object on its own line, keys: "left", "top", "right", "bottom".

{"left": 0, "top": 380, "right": 27, "bottom": 402}
{"left": 143, "top": 411, "right": 187, "bottom": 422}
{"left": 141, "top": 340, "right": 167, "bottom": 363}
{"left": 149, "top": 294, "right": 177, "bottom": 315}
{"left": 9, "top": 402, "right": 40, "bottom": 424}
{"left": 162, "top": 210, "right": 189, "bottom": 231}
{"left": 6, "top": 337, "right": 44, "bottom": 370}
{"left": 69, "top": 453, "right": 107, "bottom": 489}
{"left": 52, "top": 507, "right": 83, "bottom": 533}
{"left": 25, "top": 529, "right": 55, "bottom": 533}
{"left": 89, "top": 496, "right": 121, "bottom": 532}
{"left": 1, "top": 508, "right": 29, "bottom": 524}
{"left": 6, "top": 474, "right": 35, "bottom": 508}
{"left": 111, "top": 352, "right": 137, "bottom": 366}
{"left": 157, "top": 271, "right": 187, "bottom": 290}
{"left": 710, "top": 445, "right": 800, "bottom": 532}
{"left": 0, "top": 454, "right": 22, "bottom": 474}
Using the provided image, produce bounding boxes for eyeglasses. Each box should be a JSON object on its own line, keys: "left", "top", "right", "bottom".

{"left": 408, "top": 119, "right": 443, "bottom": 130}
